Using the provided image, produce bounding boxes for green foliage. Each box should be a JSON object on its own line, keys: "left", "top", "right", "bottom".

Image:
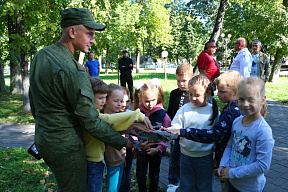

{"left": 0, "top": 147, "right": 57, "bottom": 191}
{"left": 168, "top": 0, "right": 208, "bottom": 63}
{"left": 0, "top": 0, "right": 67, "bottom": 62}
{"left": 186, "top": 0, "right": 220, "bottom": 29}
{"left": 223, "top": 0, "right": 288, "bottom": 58}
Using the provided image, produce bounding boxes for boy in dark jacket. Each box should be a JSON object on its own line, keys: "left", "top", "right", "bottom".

{"left": 167, "top": 63, "right": 193, "bottom": 192}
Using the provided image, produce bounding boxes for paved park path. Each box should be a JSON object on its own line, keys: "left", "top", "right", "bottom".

{"left": 0, "top": 100, "right": 288, "bottom": 191}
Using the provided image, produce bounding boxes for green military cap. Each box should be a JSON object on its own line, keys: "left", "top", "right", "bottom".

{"left": 60, "top": 8, "right": 106, "bottom": 31}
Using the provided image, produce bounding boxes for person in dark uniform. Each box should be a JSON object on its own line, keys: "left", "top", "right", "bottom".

{"left": 118, "top": 50, "right": 134, "bottom": 100}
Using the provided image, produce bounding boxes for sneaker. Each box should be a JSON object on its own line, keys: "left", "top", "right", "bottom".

{"left": 167, "top": 184, "right": 179, "bottom": 192}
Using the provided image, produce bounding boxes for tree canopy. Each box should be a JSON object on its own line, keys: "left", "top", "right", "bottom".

{"left": 1, "top": 0, "right": 288, "bottom": 96}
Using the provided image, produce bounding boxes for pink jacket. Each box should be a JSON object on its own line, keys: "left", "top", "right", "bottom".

{"left": 138, "top": 103, "right": 171, "bottom": 153}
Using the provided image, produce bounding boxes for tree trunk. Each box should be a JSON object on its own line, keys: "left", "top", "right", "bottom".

{"left": 105, "top": 45, "right": 109, "bottom": 74}
{"left": 284, "top": 0, "right": 288, "bottom": 7}
{"left": 0, "top": 60, "right": 7, "bottom": 93}
{"left": 99, "top": 54, "right": 102, "bottom": 71}
{"left": 209, "top": 0, "right": 229, "bottom": 43}
{"left": 268, "top": 0, "right": 287, "bottom": 82}
{"left": 136, "top": 48, "right": 140, "bottom": 73}
{"left": 269, "top": 49, "right": 282, "bottom": 83}
{"left": 8, "top": 15, "right": 22, "bottom": 94}
{"left": 21, "top": 53, "right": 31, "bottom": 112}
{"left": 18, "top": 13, "right": 30, "bottom": 112}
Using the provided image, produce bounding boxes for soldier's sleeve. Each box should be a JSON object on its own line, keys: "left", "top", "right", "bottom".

{"left": 60, "top": 69, "right": 127, "bottom": 150}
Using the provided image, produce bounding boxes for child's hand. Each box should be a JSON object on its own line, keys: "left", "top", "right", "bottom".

{"left": 143, "top": 117, "right": 154, "bottom": 132}
{"left": 161, "top": 127, "right": 180, "bottom": 135}
{"left": 138, "top": 141, "right": 155, "bottom": 150}
{"left": 219, "top": 167, "right": 230, "bottom": 181}
{"left": 146, "top": 148, "right": 159, "bottom": 156}
{"left": 217, "top": 167, "right": 224, "bottom": 178}
{"left": 133, "top": 122, "right": 154, "bottom": 133}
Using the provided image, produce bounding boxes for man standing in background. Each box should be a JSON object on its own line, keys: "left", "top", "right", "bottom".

{"left": 250, "top": 40, "right": 271, "bottom": 82}
{"left": 197, "top": 41, "right": 220, "bottom": 90}
{"left": 230, "top": 37, "right": 252, "bottom": 77}
{"left": 85, "top": 52, "right": 100, "bottom": 78}
{"left": 118, "top": 49, "right": 134, "bottom": 101}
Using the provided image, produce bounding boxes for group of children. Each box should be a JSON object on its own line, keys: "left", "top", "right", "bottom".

{"left": 84, "top": 62, "right": 274, "bottom": 192}
{"left": 84, "top": 75, "right": 170, "bottom": 192}
{"left": 163, "top": 64, "right": 274, "bottom": 192}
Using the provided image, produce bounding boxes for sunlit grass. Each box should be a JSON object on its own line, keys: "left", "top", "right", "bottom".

{"left": 0, "top": 147, "right": 57, "bottom": 192}
{"left": 265, "top": 76, "right": 288, "bottom": 103}
{"left": 0, "top": 72, "right": 287, "bottom": 124}
{"left": 0, "top": 148, "right": 163, "bottom": 192}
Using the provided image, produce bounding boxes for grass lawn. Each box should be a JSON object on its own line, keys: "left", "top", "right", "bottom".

{"left": 265, "top": 76, "right": 288, "bottom": 103}
{"left": 0, "top": 148, "right": 58, "bottom": 192}
{"left": 0, "top": 148, "right": 160, "bottom": 192}
{"left": 1, "top": 72, "right": 288, "bottom": 124}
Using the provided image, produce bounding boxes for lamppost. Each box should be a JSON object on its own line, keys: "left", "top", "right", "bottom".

{"left": 221, "top": 33, "right": 232, "bottom": 70}
{"left": 161, "top": 51, "right": 168, "bottom": 80}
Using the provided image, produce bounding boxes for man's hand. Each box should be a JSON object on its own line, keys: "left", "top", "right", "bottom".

{"left": 161, "top": 127, "right": 180, "bottom": 135}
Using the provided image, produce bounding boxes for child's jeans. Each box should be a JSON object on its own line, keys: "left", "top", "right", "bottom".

{"left": 168, "top": 138, "right": 181, "bottom": 186}
{"left": 180, "top": 153, "right": 213, "bottom": 192}
{"left": 87, "top": 160, "right": 105, "bottom": 192}
{"left": 136, "top": 153, "right": 162, "bottom": 192}
{"left": 106, "top": 162, "right": 124, "bottom": 192}
{"left": 119, "top": 148, "right": 133, "bottom": 192}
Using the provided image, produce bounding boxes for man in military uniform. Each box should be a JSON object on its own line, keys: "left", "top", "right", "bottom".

{"left": 29, "top": 8, "right": 132, "bottom": 191}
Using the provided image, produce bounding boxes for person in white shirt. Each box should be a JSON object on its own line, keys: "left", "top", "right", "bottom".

{"left": 229, "top": 38, "right": 252, "bottom": 77}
